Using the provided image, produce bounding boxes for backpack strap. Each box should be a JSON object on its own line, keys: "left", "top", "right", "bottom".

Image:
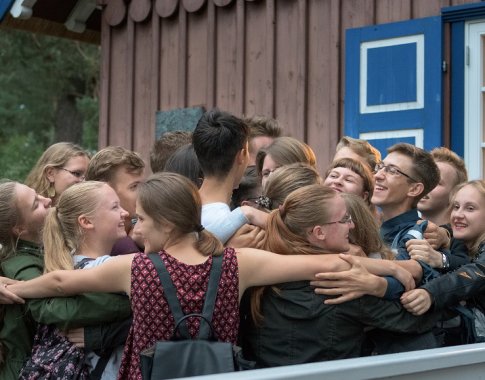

{"left": 198, "top": 254, "right": 223, "bottom": 339}
{"left": 149, "top": 253, "right": 190, "bottom": 338}
{"left": 148, "top": 252, "right": 223, "bottom": 340}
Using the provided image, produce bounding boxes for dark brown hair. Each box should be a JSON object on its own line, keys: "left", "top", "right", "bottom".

{"left": 138, "top": 172, "right": 223, "bottom": 256}
{"left": 387, "top": 143, "right": 440, "bottom": 206}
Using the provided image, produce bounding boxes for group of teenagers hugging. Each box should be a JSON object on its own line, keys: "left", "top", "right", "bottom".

{"left": 0, "top": 108, "right": 484, "bottom": 380}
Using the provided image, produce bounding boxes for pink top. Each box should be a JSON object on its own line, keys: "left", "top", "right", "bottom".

{"left": 117, "top": 248, "right": 240, "bottom": 380}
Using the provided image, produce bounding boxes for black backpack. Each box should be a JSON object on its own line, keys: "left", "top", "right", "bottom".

{"left": 139, "top": 253, "right": 254, "bottom": 380}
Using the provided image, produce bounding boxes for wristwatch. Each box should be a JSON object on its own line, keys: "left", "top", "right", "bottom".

{"left": 441, "top": 253, "right": 450, "bottom": 270}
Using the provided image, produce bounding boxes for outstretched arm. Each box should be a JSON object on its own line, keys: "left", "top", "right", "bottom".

{"left": 237, "top": 248, "right": 346, "bottom": 297}
{"left": 6, "top": 255, "right": 134, "bottom": 299}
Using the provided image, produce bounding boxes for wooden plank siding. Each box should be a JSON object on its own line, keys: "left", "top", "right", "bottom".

{"left": 99, "top": 0, "right": 480, "bottom": 173}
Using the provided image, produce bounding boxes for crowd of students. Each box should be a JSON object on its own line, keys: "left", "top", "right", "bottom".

{"left": 0, "top": 108, "right": 483, "bottom": 379}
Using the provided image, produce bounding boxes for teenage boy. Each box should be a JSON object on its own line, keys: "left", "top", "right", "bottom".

{"left": 374, "top": 143, "right": 440, "bottom": 247}
{"left": 86, "top": 146, "right": 146, "bottom": 255}
{"left": 193, "top": 109, "right": 267, "bottom": 243}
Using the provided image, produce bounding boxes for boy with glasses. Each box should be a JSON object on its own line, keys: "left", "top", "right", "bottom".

{"left": 315, "top": 143, "right": 443, "bottom": 353}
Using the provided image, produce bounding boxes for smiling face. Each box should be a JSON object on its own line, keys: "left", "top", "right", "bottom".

{"left": 46, "top": 155, "right": 89, "bottom": 201}
{"left": 134, "top": 201, "right": 173, "bottom": 253}
{"left": 371, "top": 152, "right": 419, "bottom": 220}
{"left": 324, "top": 167, "right": 367, "bottom": 200}
{"left": 14, "top": 184, "right": 52, "bottom": 243}
{"left": 322, "top": 195, "right": 354, "bottom": 252}
{"left": 418, "top": 162, "right": 457, "bottom": 214}
{"left": 309, "top": 194, "right": 354, "bottom": 253}
{"left": 450, "top": 184, "right": 485, "bottom": 248}
{"left": 89, "top": 184, "right": 129, "bottom": 246}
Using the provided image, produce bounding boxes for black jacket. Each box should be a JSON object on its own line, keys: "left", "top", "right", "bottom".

{"left": 423, "top": 242, "right": 485, "bottom": 311}
{"left": 241, "top": 281, "right": 440, "bottom": 368}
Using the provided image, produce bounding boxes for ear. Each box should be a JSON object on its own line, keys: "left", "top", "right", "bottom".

{"left": 12, "top": 224, "right": 25, "bottom": 237}
{"left": 78, "top": 214, "right": 94, "bottom": 230}
{"left": 308, "top": 225, "right": 326, "bottom": 242}
{"left": 362, "top": 191, "right": 369, "bottom": 202}
{"left": 234, "top": 149, "right": 245, "bottom": 166}
{"left": 407, "top": 182, "right": 425, "bottom": 199}
{"left": 45, "top": 166, "right": 57, "bottom": 183}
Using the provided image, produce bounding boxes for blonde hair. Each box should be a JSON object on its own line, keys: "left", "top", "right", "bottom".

{"left": 431, "top": 147, "right": 468, "bottom": 186}
{"left": 256, "top": 137, "right": 317, "bottom": 179}
{"left": 25, "top": 142, "right": 89, "bottom": 199}
{"left": 342, "top": 193, "right": 392, "bottom": 259}
{"left": 0, "top": 181, "right": 21, "bottom": 261}
{"left": 263, "top": 163, "right": 322, "bottom": 210}
{"left": 335, "top": 136, "right": 381, "bottom": 169}
{"left": 450, "top": 180, "right": 485, "bottom": 256}
{"left": 251, "top": 185, "right": 340, "bottom": 323}
{"left": 43, "top": 181, "right": 106, "bottom": 273}
{"left": 138, "top": 172, "right": 224, "bottom": 257}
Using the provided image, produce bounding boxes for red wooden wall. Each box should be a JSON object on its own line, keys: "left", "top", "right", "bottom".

{"left": 98, "top": 0, "right": 477, "bottom": 172}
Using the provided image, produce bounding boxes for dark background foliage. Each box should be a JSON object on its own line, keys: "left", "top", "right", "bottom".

{"left": 0, "top": 29, "right": 99, "bottom": 180}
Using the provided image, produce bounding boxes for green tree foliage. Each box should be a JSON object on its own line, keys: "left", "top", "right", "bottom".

{"left": 0, "top": 28, "right": 99, "bottom": 181}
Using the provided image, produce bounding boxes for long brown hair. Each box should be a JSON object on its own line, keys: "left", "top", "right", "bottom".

{"left": 137, "top": 172, "right": 224, "bottom": 256}
{"left": 251, "top": 185, "right": 340, "bottom": 323}
{"left": 342, "top": 193, "right": 392, "bottom": 259}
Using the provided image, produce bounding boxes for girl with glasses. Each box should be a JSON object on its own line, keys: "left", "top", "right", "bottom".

{"left": 242, "top": 184, "right": 440, "bottom": 367}
{"left": 25, "top": 142, "right": 90, "bottom": 205}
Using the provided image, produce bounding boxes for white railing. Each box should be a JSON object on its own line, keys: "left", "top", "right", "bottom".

{"left": 182, "top": 343, "right": 485, "bottom": 380}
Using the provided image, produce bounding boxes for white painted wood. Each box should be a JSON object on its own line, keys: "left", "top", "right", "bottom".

{"left": 464, "top": 20, "right": 485, "bottom": 179}
{"left": 359, "top": 128, "right": 424, "bottom": 148}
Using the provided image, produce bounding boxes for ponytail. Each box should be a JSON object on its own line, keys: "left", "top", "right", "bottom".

{"left": 43, "top": 207, "right": 74, "bottom": 273}
{"left": 264, "top": 209, "right": 322, "bottom": 256}
{"left": 195, "top": 228, "right": 224, "bottom": 257}
{"left": 251, "top": 185, "right": 338, "bottom": 324}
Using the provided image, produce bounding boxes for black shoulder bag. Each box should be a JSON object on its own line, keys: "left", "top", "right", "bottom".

{"left": 139, "top": 253, "right": 254, "bottom": 380}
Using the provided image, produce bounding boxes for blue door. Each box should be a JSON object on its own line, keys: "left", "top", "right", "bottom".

{"left": 344, "top": 17, "right": 442, "bottom": 156}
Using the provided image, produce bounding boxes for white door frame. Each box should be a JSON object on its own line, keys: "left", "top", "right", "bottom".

{"left": 465, "top": 20, "right": 485, "bottom": 180}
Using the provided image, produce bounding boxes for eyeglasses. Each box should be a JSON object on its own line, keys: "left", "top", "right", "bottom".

{"left": 374, "top": 162, "right": 418, "bottom": 183}
{"left": 323, "top": 213, "right": 353, "bottom": 225}
{"left": 60, "top": 167, "right": 86, "bottom": 180}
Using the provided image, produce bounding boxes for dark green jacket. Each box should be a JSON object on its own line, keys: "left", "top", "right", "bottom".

{"left": 0, "top": 241, "right": 131, "bottom": 380}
